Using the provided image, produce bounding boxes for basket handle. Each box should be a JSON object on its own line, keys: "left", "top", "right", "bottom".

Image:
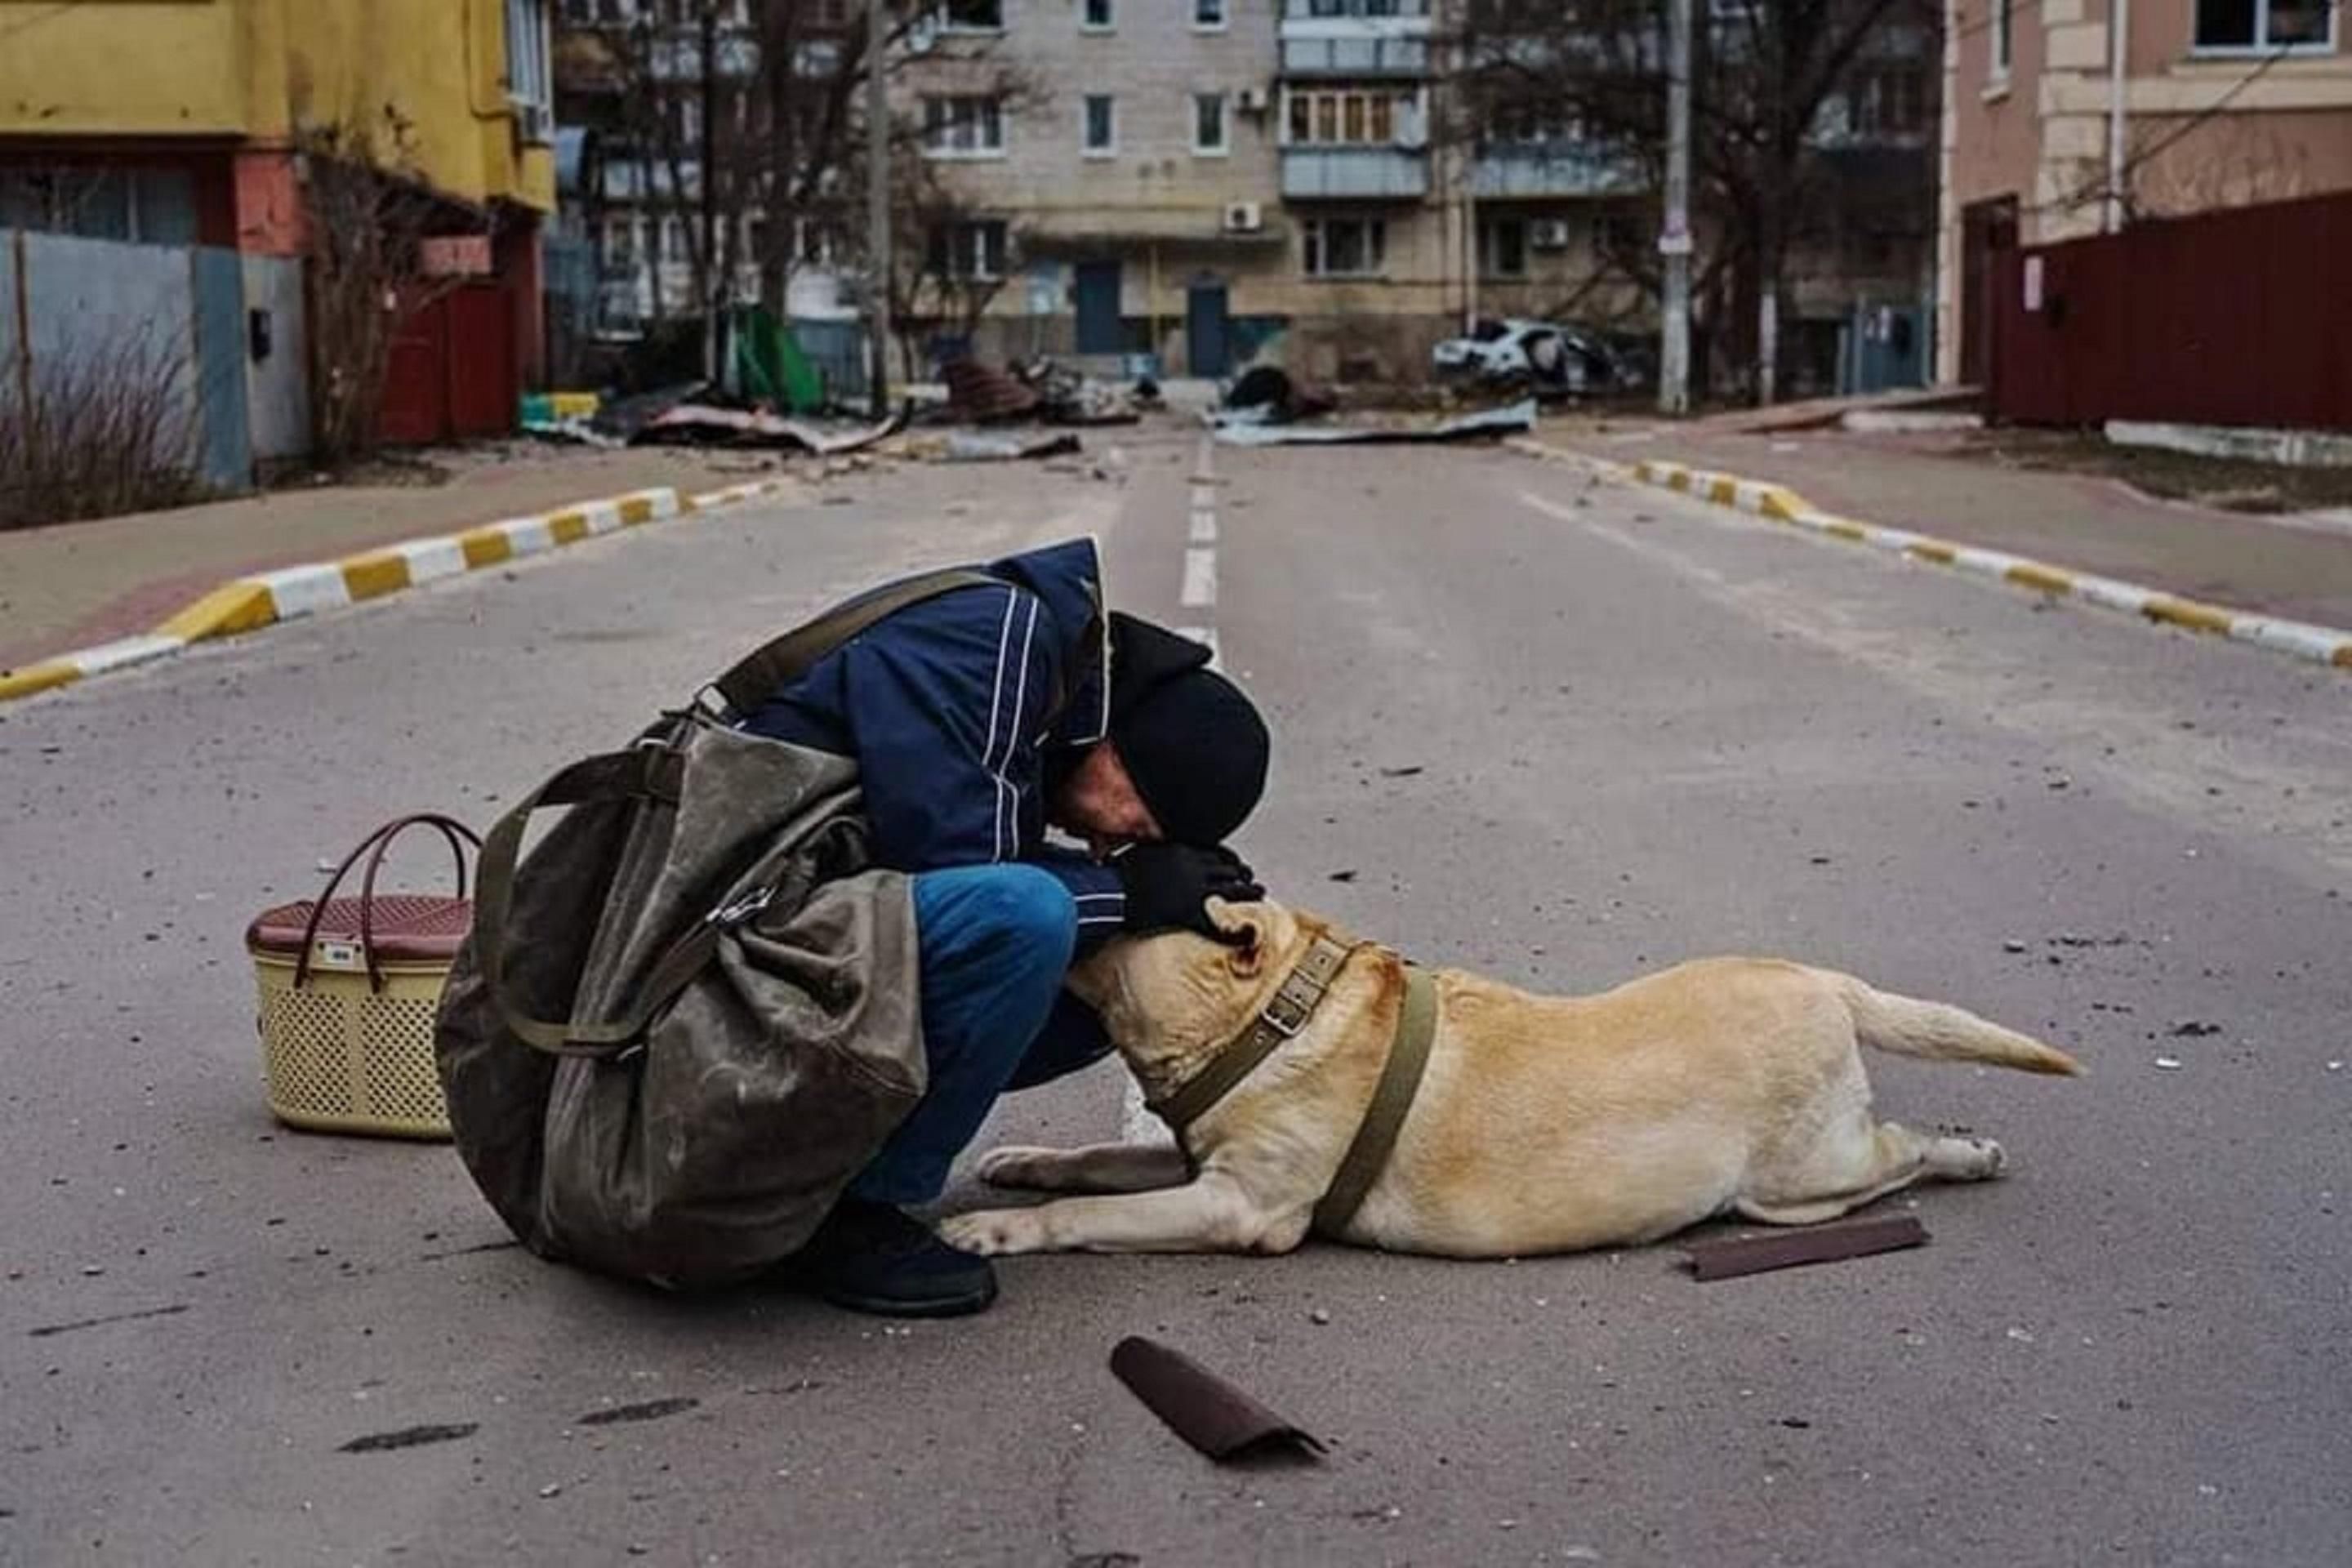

{"left": 294, "top": 814, "right": 483, "bottom": 993}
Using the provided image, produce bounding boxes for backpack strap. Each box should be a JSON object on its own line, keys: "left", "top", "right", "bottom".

{"left": 706, "top": 566, "right": 1004, "bottom": 719}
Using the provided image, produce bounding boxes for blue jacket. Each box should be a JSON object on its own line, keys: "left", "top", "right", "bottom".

{"left": 738, "top": 537, "right": 1128, "bottom": 942}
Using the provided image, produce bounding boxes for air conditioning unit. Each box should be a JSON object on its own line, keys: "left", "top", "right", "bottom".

{"left": 1236, "top": 87, "right": 1271, "bottom": 114}
{"left": 515, "top": 102, "right": 555, "bottom": 146}
{"left": 1222, "top": 201, "right": 1263, "bottom": 234}
{"left": 1530, "top": 218, "right": 1573, "bottom": 250}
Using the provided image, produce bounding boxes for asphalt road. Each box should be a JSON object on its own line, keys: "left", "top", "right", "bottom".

{"left": 2, "top": 422, "right": 2347, "bottom": 1567}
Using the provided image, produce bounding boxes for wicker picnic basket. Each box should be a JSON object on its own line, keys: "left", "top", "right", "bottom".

{"left": 245, "top": 815, "right": 479, "bottom": 1139}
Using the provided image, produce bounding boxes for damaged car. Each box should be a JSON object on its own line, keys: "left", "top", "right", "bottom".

{"left": 1432, "top": 318, "right": 1633, "bottom": 399}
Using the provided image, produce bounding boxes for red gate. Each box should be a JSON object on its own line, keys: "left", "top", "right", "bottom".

{"left": 378, "top": 282, "right": 519, "bottom": 446}
{"left": 1990, "top": 190, "right": 2352, "bottom": 432}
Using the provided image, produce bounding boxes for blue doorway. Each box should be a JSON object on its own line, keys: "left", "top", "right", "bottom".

{"left": 1186, "top": 281, "right": 1230, "bottom": 378}
{"left": 1075, "top": 261, "right": 1122, "bottom": 354}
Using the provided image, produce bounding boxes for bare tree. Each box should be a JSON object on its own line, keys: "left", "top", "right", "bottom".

{"left": 1, "top": 317, "right": 205, "bottom": 529}
{"left": 1453, "top": 0, "right": 1939, "bottom": 403}
{"left": 299, "top": 109, "right": 479, "bottom": 461}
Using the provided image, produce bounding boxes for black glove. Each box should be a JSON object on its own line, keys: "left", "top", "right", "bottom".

{"left": 1116, "top": 843, "right": 1265, "bottom": 942}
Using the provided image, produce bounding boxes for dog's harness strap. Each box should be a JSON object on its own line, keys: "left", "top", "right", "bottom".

{"left": 1148, "top": 933, "right": 1358, "bottom": 1134}
{"left": 1312, "top": 964, "right": 1439, "bottom": 1238}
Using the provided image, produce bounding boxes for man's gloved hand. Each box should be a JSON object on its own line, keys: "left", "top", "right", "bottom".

{"left": 1116, "top": 843, "right": 1265, "bottom": 942}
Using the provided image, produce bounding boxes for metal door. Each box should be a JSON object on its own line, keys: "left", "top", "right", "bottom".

{"left": 1185, "top": 280, "right": 1230, "bottom": 378}
{"left": 1075, "top": 261, "right": 1122, "bottom": 354}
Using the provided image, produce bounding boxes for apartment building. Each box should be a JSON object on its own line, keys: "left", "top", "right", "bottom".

{"left": 898, "top": 0, "right": 1419, "bottom": 379}
{"left": 1940, "top": 0, "right": 2352, "bottom": 384}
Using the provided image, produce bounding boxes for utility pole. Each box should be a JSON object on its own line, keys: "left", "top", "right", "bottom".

{"left": 865, "top": 0, "right": 892, "bottom": 419}
{"left": 1659, "top": 0, "right": 1693, "bottom": 416}
{"left": 2105, "top": 0, "right": 2131, "bottom": 233}
{"left": 699, "top": 0, "right": 719, "bottom": 382}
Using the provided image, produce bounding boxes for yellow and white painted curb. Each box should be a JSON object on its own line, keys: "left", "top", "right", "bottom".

{"left": 0, "top": 478, "right": 798, "bottom": 705}
{"left": 1509, "top": 437, "right": 2352, "bottom": 671}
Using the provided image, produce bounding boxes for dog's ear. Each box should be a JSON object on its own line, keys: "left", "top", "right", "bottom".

{"left": 1205, "top": 897, "right": 1264, "bottom": 976}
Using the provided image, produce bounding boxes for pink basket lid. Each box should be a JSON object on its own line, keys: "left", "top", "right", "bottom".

{"left": 246, "top": 895, "right": 472, "bottom": 963}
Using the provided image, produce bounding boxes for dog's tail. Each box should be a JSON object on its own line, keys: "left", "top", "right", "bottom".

{"left": 1838, "top": 976, "right": 2083, "bottom": 1076}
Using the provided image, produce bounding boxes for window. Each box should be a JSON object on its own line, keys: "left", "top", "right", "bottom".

{"left": 0, "top": 166, "right": 194, "bottom": 245}
{"left": 1309, "top": 0, "right": 1413, "bottom": 15}
{"left": 505, "top": 0, "right": 550, "bottom": 112}
{"left": 1487, "top": 105, "right": 1579, "bottom": 147}
{"left": 1193, "top": 93, "right": 1228, "bottom": 154}
{"left": 2194, "top": 0, "right": 2335, "bottom": 51}
{"left": 937, "top": 0, "right": 1004, "bottom": 31}
{"left": 1287, "top": 88, "right": 1407, "bottom": 145}
{"left": 600, "top": 216, "right": 639, "bottom": 267}
{"left": 1084, "top": 95, "right": 1117, "bottom": 155}
{"left": 923, "top": 95, "right": 1005, "bottom": 156}
{"left": 1082, "top": 0, "right": 1113, "bottom": 29}
{"left": 1195, "top": 0, "right": 1228, "bottom": 29}
{"left": 1302, "top": 217, "right": 1387, "bottom": 277}
{"left": 1990, "top": 0, "right": 2011, "bottom": 79}
{"left": 1478, "top": 216, "right": 1528, "bottom": 278}
{"left": 927, "top": 219, "right": 1009, "bottom": 280}
{"left": 1851, "top": 66, "right": 1927, "bottom": 138}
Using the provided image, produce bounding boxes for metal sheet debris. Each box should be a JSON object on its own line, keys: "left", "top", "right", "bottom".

{"left": 1682, "top": 1213, "right": 1929, "bottom": 1281}
{"left": 1109, "top": 1336, "right": 1325, "bottom": 1462}
{"left": 1213, "top": 399, "right": 1538, "bottom": 448}
{"left": 631, "top": 405, "right": 906, "bottom": 455}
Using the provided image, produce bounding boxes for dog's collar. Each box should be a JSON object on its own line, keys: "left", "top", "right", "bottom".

{"left": 1147, "top": 931, "right": 1361, "bottom": 1134}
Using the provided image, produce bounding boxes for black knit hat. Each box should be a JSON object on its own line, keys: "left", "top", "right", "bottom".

{"left": 1107, "top": 613, "right": 1271, "bottom": 845}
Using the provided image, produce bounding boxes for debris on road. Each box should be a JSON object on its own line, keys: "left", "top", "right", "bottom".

{"left": 1212, "top": 399, "right": 1537, "bottom": 448}
{"left": 941, "top": 358, "right": 1042, "bottom": 423}
{"left": 631, "top": 404, "right": 906, "bottom": 457}
{"left": 1209, "top": 365, "right": 1337, "bottom": 429}
{"left": 2168, "top": 1019, "right": 2221, "bottom": 1037}
{"left": 1108, "top": 1336, "right": 1325, "bottom": 1462}
{"left": 337, "top": 1423, "right": 481, "bottom": 1454}
{"left": 2154, "top": 1056, "right": 2185, "bottom": 1070}
{"left": 940, "top": 357, "right": 1147, "bottom": 426}
{"left": 1682, "top": 1214, "right": 1929, "bottom": 1281}
{"left": 942, "top": 430, "right": 1085, "bottom": 464}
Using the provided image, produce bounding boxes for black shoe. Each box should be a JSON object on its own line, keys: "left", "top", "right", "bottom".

{"left": 797, "top": 1198, "right": 998, "bottom": 1318}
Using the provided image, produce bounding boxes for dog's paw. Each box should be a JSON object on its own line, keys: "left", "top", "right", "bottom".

{"left": 939, "top": 1208, "right": 1048, "bottom": 1256}
{"left": 973, "top": 1145, "right": 1063, "bottom": 1190}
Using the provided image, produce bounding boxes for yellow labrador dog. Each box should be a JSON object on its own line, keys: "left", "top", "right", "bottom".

{"left": 940, "top": 899, "right": 2080, "bottom": 1260}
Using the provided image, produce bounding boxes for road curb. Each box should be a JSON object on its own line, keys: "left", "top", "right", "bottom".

{"left": 1508, "top": 437, "right": 2352, "bottom": 672}
{"left": 0, "top": 478, "right": 798, "bottom": 706}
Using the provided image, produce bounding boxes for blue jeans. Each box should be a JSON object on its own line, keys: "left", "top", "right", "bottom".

{"left": 849, "top": 865, "right": 1115, "bottom": 1205}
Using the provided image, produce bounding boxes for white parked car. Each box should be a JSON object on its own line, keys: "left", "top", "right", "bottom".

{"left": 1432, "top": 317, "right": 1627, "bottom": 396}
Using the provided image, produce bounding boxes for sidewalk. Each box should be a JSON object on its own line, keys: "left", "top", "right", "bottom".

{"left": 1538, "top": 418, "right": 2352, "bottom": 634}
{"left": 0, "top": 447, "right": 804, "bottom": 675}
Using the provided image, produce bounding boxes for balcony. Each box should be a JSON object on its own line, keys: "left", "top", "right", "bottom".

{"left": 1471, "top": 145, "right": 1644, "bottom": 200}
{"left": 1279, "top": 0, "right": 1432, "bottom": 78}
{"left": 1281, "top": 146, "right": 1428, "bottom": 201}
{"left": 1279, "top": 34, "right": 1430, "bottom": 77}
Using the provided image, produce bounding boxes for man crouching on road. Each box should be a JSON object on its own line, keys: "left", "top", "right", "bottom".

{"left": 739, "top": 537, "right": 1271, "bottom": 1318}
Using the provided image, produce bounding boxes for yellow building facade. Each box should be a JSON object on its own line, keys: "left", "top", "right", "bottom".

{"left": 0, "top": 0, "right": 552, "bottom": 229}
{"left": 1, "top": 0, "right": 558, "bottom": 428}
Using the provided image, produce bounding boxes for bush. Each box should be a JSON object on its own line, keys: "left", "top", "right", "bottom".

{"left": 0, "top": 324, "right": 208, "bottom": 530}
